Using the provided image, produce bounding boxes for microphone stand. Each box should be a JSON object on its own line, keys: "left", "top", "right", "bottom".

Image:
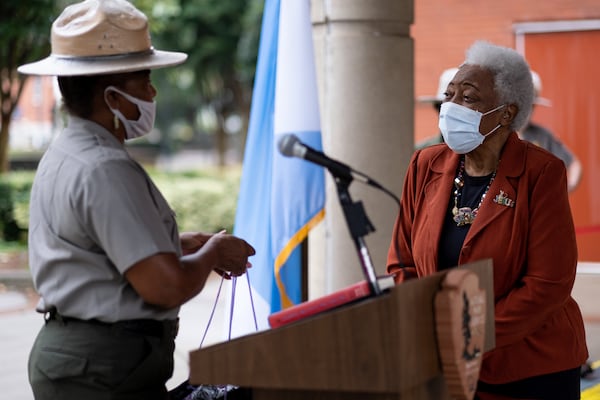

{"left": 333, "top": 174, "right": 382, "bottom": 296}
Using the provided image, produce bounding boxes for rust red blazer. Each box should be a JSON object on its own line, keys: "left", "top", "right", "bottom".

{"left": 387, "top": 133, "right": 588, "bottom": 384}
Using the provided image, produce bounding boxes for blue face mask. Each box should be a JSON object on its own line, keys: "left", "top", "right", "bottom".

{"left": 439, "top": 102, "right": 506, "bottom": 154}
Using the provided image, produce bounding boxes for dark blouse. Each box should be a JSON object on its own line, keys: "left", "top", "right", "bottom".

{"left": 438, "top": 172, "right": 494, "bottom": 270}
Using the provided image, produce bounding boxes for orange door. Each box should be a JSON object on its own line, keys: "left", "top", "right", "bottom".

{"left": 523, "top": 28, "right": 600, "bottom": 262}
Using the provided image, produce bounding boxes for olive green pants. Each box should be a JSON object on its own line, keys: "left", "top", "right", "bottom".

{"left": 28, "top": 317, "right": 177, "bottom": 400}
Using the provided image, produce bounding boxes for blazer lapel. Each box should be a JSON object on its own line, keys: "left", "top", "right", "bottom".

{"left": 464, "top": 133, "right": 526, "bottom": 244}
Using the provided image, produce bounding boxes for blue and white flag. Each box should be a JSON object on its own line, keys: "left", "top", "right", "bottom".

{"left": 228, "top": 0, "right": 325, "bottom": 336}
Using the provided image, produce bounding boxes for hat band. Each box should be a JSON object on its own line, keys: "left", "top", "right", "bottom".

{"left": 52, "top": 48, "right": 155, "bottom": 61}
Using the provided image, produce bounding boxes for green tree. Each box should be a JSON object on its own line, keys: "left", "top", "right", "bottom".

{"left": 144, "top": 0, "right": 263, "bottom": 166}
{"left": 0, "top": 0, "right": 57, "bottom": 173}
{"left": 2, "top": 0, "right": 262, "bottom": 170}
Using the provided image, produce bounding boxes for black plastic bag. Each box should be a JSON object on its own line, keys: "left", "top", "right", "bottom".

{"left": 169, "top": 380, "right": 252, "bottom": 400}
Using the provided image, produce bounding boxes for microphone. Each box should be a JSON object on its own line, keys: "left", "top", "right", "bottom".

{"left": 278, "top": 133, "right": 356, "bottom": 182}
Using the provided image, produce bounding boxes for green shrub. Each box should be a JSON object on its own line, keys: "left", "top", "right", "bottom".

{"left": 149, "top": 166, "right": 241, "bottom": 234}
{"left": 0, "top": 172, "right": 32, "bottom": 242}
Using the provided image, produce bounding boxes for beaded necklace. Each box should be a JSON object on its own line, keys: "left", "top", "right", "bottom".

{"left": 452, "top": 158, "right": 496, "bottom": 227}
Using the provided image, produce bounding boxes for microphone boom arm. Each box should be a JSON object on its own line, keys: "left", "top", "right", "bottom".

{"left": 334, "top": 175, "right": 382, "bottom": 296}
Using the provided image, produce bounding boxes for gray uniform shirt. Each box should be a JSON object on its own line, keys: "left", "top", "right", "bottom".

{"left": 520, "top": 122, "right": 574, "bottom": 167}
{"left": 28, "top": 116, "right": 181, "bottom": 322}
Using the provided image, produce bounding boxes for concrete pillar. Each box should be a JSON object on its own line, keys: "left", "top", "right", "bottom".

{"left": 309, "top": 0, "right": 414, "bottom": 296}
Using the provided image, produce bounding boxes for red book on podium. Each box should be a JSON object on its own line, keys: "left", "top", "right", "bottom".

{"left": 268, "top": 275, "right": 396, "bottom": 328}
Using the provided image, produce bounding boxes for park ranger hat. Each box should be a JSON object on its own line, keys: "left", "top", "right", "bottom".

{"left": 531, "top": 70, "right": 552, "bottom": 107}
{"left": 18, "top": 0, "right": 187, "bottom": 76}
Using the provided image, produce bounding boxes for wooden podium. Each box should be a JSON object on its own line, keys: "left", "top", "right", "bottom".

{"left": 189, "top": 259, "right": 495, "bottom": 400}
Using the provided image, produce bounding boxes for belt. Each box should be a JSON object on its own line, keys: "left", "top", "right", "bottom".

{"left": 44, "top": 308, "right": 179, "bottom": 339}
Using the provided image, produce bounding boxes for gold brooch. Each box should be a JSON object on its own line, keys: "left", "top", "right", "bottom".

{"left": 493, "top": 190, "right": 515, "bottom": 207}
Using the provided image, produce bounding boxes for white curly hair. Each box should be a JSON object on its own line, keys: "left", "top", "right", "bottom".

{"left": 463, "top": 40, "right": 534, "bottom": 132}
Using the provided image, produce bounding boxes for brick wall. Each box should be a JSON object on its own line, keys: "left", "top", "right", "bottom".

{"left": 15, "top": 76, "right": 55, "bottom": 123}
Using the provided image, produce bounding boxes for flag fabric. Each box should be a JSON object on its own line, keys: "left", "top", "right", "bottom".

{"left": 227, "top": 0, "right": 325, "bottom": 336}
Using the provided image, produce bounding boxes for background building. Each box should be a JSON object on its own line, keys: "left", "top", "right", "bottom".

{"left": 10, "top": 76, "right": 56, "bottom": 152}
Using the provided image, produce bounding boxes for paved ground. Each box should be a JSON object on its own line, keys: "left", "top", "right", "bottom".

{"left": 1, "top": 265, "right": 600, "bottom": 399}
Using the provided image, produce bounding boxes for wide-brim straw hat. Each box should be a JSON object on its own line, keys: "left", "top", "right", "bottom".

{"left": 18, "top": 0, "right": 187, "bottom": 76}
{"left": 417, "top": 67, "right": 459, "bottom": 104}
{"left": 531, "top": 70, "right": 552, "bottom": 107}
{"left": 417, "top": 67, "right": 552, "bottom": 108}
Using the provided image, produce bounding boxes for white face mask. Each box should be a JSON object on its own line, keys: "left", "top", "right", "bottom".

{"left": 104, "top": 86, "right": 156, "bottom": 140}
{"left": 438, "top": 102, "right": 506, "bottom": 154}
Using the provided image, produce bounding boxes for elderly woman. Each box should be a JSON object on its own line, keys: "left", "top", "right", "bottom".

{"left": 387, "top": 41, "right": 587, "bottom": 399}
{"left": 18, "top": 1, "right": 255, "bottom": 399}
